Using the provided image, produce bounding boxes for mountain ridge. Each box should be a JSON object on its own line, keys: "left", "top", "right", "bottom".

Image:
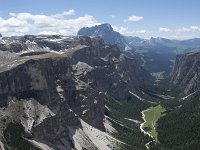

{"left": 78, "top": 23, "right": 200, "bottom": 53}
{"left": 0, "top": 35, "right": 148, "bottom": 150}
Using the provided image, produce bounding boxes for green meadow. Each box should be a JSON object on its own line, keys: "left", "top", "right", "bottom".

{"left": 143, "top": 105, "right": 166, "bottom": 142}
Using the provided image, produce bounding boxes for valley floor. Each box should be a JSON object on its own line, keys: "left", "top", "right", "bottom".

{"left": 141, "top": 105, "right": 166, "bottom": 143}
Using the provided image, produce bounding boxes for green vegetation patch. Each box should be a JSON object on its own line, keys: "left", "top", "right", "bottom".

{"left": 143, "top": 105, "right": 166, "bottom": 142}
{"left": 154, "top": 93, "right": 200, "bottom": 150}
{"left": 104, "top": 96, "right": 152, "bottom": 150}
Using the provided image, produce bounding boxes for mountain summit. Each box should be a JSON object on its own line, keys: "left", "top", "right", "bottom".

{"left": 78, "top": 23, "right": 132, "bottom": 51}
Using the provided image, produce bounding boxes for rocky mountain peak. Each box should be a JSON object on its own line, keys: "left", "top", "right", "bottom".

{"left": 95, "top": 23, "right": 113, "bottom": 32}
{"left": 78, "top": 23, "right": 132, "bottom": 51}
{"left": 78, "top": 23, "right": 113, "bottom": 36}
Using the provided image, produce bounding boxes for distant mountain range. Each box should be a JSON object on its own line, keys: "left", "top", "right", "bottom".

{"left": 78, "top": 23, "right": 200, "bottom": 74}
{"left": 78, "top": 23, "right": 200, "bottom": 53}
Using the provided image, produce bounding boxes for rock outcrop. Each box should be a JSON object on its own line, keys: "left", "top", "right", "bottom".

{"left": 0, "top": 36, "right": 145, "bottom": 150}
{"left": 171, "top": 51, "right": 200, "bottom": 95}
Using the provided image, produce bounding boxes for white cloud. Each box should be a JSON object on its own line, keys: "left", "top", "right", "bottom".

{"left": 136, "top": 30, "right": 147, "bottom": 34}
{"left": 52, "top": 9, "right": 75, "bottom": 18}
{"left": 124, "top": 15, "right": 144, "bottom": 22}
{"left": 38, "top": 31, "right": 59, "bottom": 35}
{"left": 165, "top": 35, "right": 198, "bottom": 40}
{"left": 110, "top": 15, "right": 116, "bottom": 19}
{"left": 159, "top": 27, "right": 171, "bottom": 32}
{"left": 113, "top": 25, "right": 149, "bottom": 36}
{"left": 113, "top": 25, "right": 200, "bottom": 39}
{"left": 63, "top": 9, "right": 75, "bottom": 16}
{"left": 0, "top": 10, "right": 99, "bottom": 36}
{"left": 112, "top": 25, "right": 134, "bottom": 35}
{"left": 176, "top": 26, "right": 200, "bottom": 32}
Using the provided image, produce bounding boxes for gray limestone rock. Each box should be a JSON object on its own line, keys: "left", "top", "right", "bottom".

{"left": 171, "top": 51, "right": 200, "bottom": 95}
{"left": 0, "top": 36, "right": 145, "bottom": 150}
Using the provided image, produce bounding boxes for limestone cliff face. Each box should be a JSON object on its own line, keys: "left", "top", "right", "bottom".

{"left": 171, "top": 51, "right": 200, "bottom": 95}
{"left": 0, "top": 36, "right": 145, "bottom": 150}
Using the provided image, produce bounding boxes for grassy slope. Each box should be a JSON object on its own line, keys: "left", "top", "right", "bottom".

{"left": 143, "top": 105, "right": 166, "bottom": 142}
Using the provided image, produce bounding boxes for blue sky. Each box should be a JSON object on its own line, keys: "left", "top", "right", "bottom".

{"left": 0, "top": 0, "right": 200, "bottom": 39}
